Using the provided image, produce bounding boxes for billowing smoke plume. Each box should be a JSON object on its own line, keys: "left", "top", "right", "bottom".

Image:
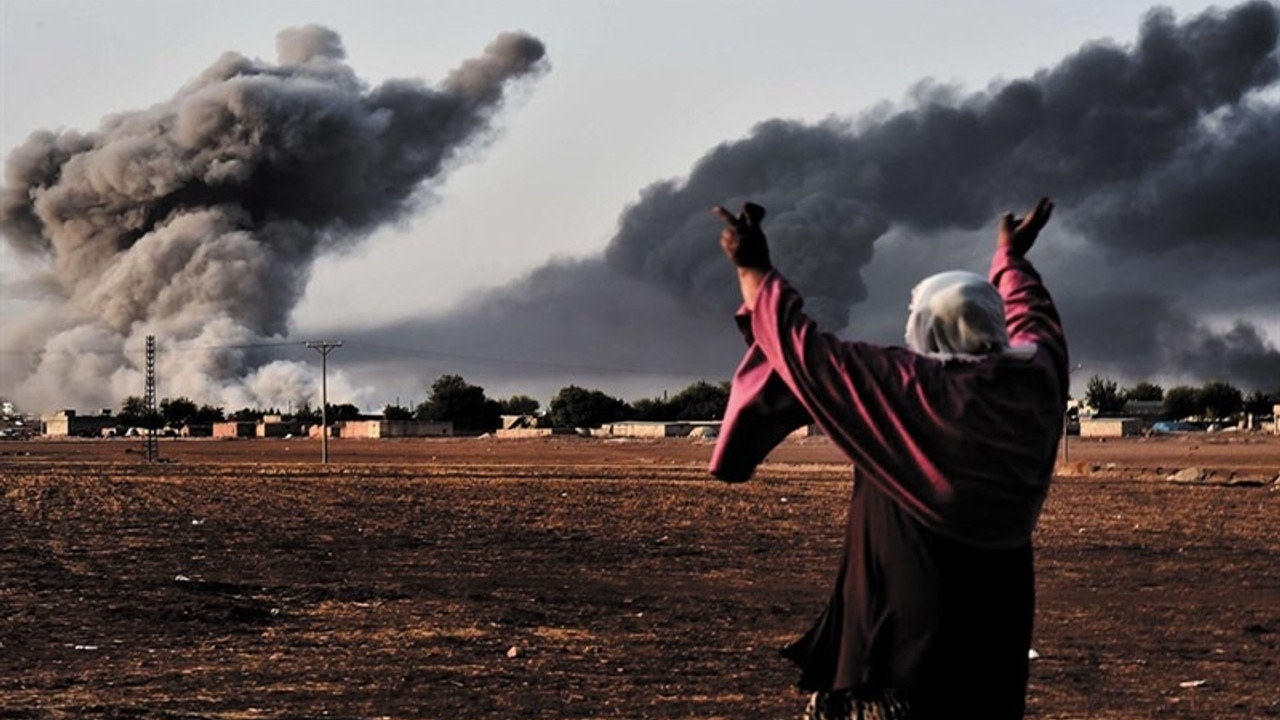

{"left": 1, "top": 26, "right": 547, "bottom": 411}
{"left": 339, "top": 1, "right": 1280, "bottom": 397}
{"left": 606, "top": 1, "right": 1279, "bottom": 315}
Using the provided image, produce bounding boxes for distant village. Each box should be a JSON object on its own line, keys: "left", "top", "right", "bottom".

{"left": 3, "top": 373, "right": 1278, "bottom": 444}
{"left": 0, "top": 376, "right": 739, "bottom": 443}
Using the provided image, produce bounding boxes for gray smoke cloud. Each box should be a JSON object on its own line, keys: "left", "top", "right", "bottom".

{"left": 1, "top": 26, "right": 547, "bottom": 411}
{"left": 330, "top": 1, "right": 1280, "bottom": 401}
{"left": 605, "top": 1, "right": 1279, "bottom": 303}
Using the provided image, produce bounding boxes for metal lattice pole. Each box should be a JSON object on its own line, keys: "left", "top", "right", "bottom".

{"left": 144, "top": 335, "right": 159, "bottom": 462}
{"left": 306, "top": 341, "right": 342, "bottom": 465}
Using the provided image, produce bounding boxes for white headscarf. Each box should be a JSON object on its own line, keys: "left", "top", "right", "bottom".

{"left": 904, "top": 271, "right": 1010, "bottom": 358}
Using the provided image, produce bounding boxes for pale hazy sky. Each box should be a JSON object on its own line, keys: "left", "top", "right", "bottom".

{"left": 3, "top": 0, "right": 1273, "bottom": 409}
{"left": 2, "top": 0, "right": 1215, "bottom": 325}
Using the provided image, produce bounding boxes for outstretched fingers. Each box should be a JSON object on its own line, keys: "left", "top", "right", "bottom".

{"left": 713, "top": 205, "right": 743, "bottom": 232}
{"left": 713, "top": 202, "right": 767, "bottom": 231}
{"left": 1011, "top": 198, "right": 1052, "bottom": 235}
{"left": 1026, "top": 196, "right": 1054, "bottom": 231}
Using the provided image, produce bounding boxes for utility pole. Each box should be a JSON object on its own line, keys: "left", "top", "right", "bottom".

{"left": 144, "top": 335, "right": 160, "bottom": 462}
{"left": 1062, "top": 363, "right": 1084, "bottom": 464}
{"left": 306, "top": 341, "right": 343, "bottom": 465}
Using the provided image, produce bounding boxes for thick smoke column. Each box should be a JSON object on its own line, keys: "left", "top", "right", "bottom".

{"left": 1, "top": 26, "right": 547, "bottom": 410}
{"left": 601, "top": 1, "right": 1280, "bottom": 386}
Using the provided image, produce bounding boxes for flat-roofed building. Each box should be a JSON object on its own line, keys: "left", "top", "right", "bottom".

{"left": 336, "top": 420, "right": 452, "bottom": 438}
{"left": 595, "top": 420, "right": 721, "bottom": 438}
{"left": 212, "top": 421, "right": 256, "bottom": 438}
{"left": 1079, "top": 417, "right": 1141, "bottom": 438}
{"left": 41, "top": 410, "right": 117, "bottom": 437}
{"left": 258, "top": 416, "right": 303, "bottom": 438}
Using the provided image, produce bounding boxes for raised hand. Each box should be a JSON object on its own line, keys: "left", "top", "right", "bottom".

{"left": 713, "top": 202, "right": 771, "bottom": 271}
{"left": 998, "top": 197, "right": 1054, "bottom": 257}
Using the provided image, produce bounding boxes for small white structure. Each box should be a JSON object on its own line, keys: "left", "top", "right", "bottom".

{"left": 688, "top": 425, "right": 719, "bottom": 439}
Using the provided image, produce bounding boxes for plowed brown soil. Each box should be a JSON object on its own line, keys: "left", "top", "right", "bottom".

{"left": 1, "top": 434, "right": 1277, "bottom": 719}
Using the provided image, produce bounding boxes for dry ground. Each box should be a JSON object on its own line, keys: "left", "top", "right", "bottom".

{"left": 0, "top": 434, "right": 1277, "bottom": 719}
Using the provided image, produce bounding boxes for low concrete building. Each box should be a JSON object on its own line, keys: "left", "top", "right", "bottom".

{"left": 337, "top": 419, "right": 452, "bottom": 438}
{"left": 258, "top": 415, "right": 303, "bottom": 438}
{"left": 496, "top": 427, "right": 569, "bottom": 439}
{"left": 212, "top": 421, "right": 256, "bottom": 438}
{"left": 41, "top": 410, "right": 117, "bottom": 437}
{"left": 180, "top": 423, "right": 213, "bottom": 438}
{"left": 595, "top": 420, "right": 721, "bottom": 438}
{"left": 1080, "top": 417, "right": 1141, "bottom": 438}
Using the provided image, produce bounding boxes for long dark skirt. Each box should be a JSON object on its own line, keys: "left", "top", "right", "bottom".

{"left": 784, "top": 475, "right": 1035, "bottom": 719}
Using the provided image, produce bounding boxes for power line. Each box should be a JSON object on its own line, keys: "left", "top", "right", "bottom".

{"left": 347, "top": 340, "right": 723, "bottom": 379}
{"left": 0, "top": 339, "right": 308, "bottom": 358}
{"left": 1, "top": 337, "right": 725, "bottom": 379}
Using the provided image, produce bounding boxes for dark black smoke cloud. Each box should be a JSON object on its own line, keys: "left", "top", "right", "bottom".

{"left": 605, "top": 1, "right": 1279, "bottom": 312}
{"left": 343, "top": 1, "right": 1279, "bottom": 397}
{"left": 1, "top": 26, "right": 547, "bottom": 410}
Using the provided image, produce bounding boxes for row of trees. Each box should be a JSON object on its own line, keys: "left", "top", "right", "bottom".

{"left": 125, "top": 372, "right": 1276, "bottom": 433}
{"left": 118, "top": 375, "right": 732, "bottom": 434}
{"left": 1083, "top": 375, "right": 1278, "bottom": 421}
{"left": 400, "top": 374, "right": 731, "bottom": 432}
{"left": 115, "top": 396, "right": 369, "bottom": 429}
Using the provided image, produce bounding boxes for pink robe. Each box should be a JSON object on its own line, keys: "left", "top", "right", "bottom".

{"left": 710, "top": 245, "right": 1068, "bottom": 548}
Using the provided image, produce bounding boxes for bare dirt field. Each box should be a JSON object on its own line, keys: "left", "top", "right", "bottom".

{"left": 1, "top": 434, "right": 1277, "bottom": 719}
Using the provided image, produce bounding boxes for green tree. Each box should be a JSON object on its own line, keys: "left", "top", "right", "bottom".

{"left": 160, "top": 397, "right": 199, "bottom": 427}
{"left": 192, "top": 404, "right": 225, "bottom": 424}
{"left": 499, "top": 395, "right": 541, "bottom": 416}
{"left": 1162, "top": 386, "right": 1200, "bottom": 421}
{"left": 665, "top": 380, "right": 730, "bottom": 420}
{"left": 1197, "top": 380, "right": 1242, "bottom": 420}
{"left": 629, "top": 396, "right": 671, "bottom": 421}
{"left": 416, "top": 374, "right": 501, "bottom": 433}
{"left": 1084, "top": 375, "right": 1125, "bottom": 415}
{"left": 118, "top": 395, "right": 162, "bottom": 428}
{"left": 1123, "top": 381, "right": 1163, "bottom": 402}
{"left": 547, "top": 385, "right": 630, "bottom": 428}
{"left": 118, "top": 396, "right": 146, "bottom": 426}
{"left": 1243, "top": 389, "right": 1278, "bottom": 417}
{"left": 326, "top": 403, "right": 362, "bottom": 421}
{"left": 383, "top": 403, "right": 414, "bottom": 420}
{"left": 230, "top": 407, "right": 265, "bottom": 422}
{"left": 292, "top": 402, "right": 319, "bottom": 423}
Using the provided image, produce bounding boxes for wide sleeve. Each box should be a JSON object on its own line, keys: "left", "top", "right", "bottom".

{"left": 713, "top": 264, "right": 1065, "bottom": 546}
{"left": 708, "top": 340, "right": 812, "bottom": 482}
{"left": 739, "top": 272, "right": 961, "bottom": 520}
{"left": 989, "top": 245, "right": 1069, "bottom": 400}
